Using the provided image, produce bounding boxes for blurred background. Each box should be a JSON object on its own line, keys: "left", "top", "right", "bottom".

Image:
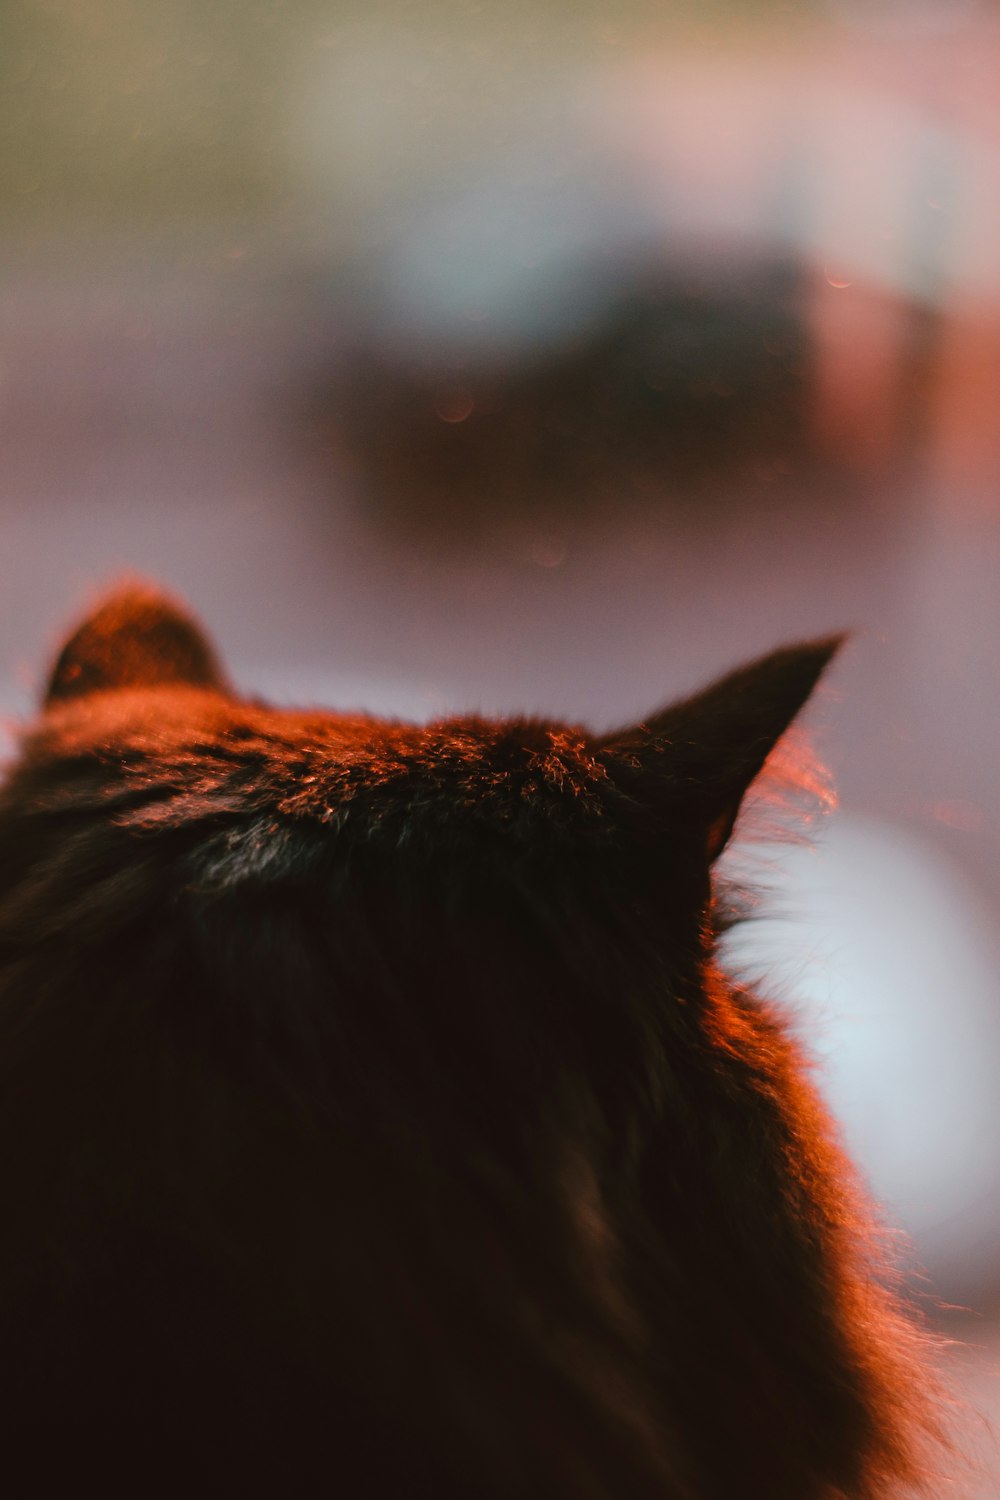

{"left": 2, "top": 0, "right": 999, "bottom": 1484}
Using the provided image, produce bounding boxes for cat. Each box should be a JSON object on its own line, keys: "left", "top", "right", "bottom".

{"left": 0, "top": 585, "right": 939, "bottom": 1498}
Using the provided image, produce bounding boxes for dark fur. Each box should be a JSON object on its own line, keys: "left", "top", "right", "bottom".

{"left": 0, "top": 588, "right": 937, "bottom": 1496}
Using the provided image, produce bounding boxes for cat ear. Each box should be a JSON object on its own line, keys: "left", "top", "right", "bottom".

{"left": 44, "top": 584, "right": 229, "bottom": 706}
{"left": 599, "top": 636, "right": 844, "bottom": 863}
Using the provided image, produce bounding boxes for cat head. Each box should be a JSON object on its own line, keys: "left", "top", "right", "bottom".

{"left": 14, "top": 584, "right": 842, "bottom": 1123}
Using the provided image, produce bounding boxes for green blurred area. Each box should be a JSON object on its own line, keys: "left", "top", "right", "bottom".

{"left": 1, "top": 0, "right": 290, "bottom": 221}
{"left": 0, "top": 0, "right": 817, "bottom": 227}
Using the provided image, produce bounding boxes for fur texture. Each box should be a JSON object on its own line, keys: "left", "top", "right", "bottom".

{"left": 0, "top": 587, "right": 938, "bottom": 1497}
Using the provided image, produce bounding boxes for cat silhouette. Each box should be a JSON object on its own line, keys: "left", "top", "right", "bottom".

{"left": 0, "top": 587, "right": 938, "bottom": 1497}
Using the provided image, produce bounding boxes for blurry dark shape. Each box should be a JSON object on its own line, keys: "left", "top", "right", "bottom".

{"left": 295, "top": 261, "right": 813, "bottom": 541}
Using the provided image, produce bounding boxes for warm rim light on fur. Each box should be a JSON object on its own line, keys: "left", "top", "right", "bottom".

{"left": 0, "top": 586, "right": 958, "bottom": 1498}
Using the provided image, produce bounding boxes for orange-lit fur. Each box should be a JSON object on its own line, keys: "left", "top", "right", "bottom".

{"left": 0, "top": 588, "right": 940, "bottom": 1498}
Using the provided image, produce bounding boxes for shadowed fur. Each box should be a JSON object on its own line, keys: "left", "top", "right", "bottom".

{"left": 0, "top": 587, "right": 940, "bottom": 1497}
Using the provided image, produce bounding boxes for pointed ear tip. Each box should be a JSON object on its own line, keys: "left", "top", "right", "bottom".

{"left": 808, "top": 629, "right": 849, "bottom": 655}
{"left": 791, "top": 630, "right": 850, "bottom": 686}
{"left": 747, "top": 632, "right": 847, "bottom": 720}
{"left": 796, "top": 629, "right": 849, "bottom": 668}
